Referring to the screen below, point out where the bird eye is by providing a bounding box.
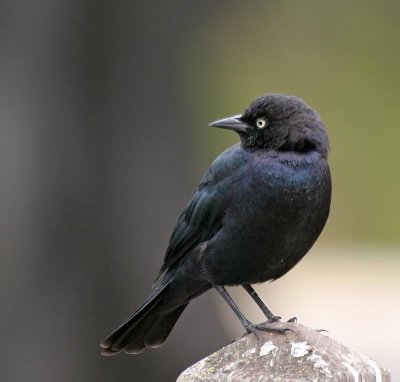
[255,118,267,129]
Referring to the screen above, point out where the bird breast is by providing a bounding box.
[203,150,331,285]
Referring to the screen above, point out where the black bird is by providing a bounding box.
[101,93,331,355]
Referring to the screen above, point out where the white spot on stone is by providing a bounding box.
[291,341,312,357]
[242,347,256,357]
[310,353,328,368]
[309,353,332,377]
[368,360,382,382]
[343,362,359,381]
[260,341,278,357]
[269,358,275,367]
[224,361,237,372]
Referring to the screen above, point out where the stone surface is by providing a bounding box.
[177,322,390,382]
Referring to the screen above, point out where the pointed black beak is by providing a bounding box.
[209,114,248,133]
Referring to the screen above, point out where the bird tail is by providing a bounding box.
[100,283,188,355]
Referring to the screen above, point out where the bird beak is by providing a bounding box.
[209,114,248,133]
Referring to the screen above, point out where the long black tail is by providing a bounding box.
[100,283,187,355]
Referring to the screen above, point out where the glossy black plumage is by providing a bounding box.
[101,94,331,355]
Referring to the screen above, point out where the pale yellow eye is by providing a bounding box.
[256,118,267,129]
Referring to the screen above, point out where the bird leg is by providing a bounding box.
[242,284,281,322]
[214,285,287,339]
[214,285,254,332]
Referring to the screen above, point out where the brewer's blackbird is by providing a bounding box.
[101,93,331,355]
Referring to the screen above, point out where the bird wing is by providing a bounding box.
[156,145,247,280]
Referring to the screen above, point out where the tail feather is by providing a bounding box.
[120,314,158,354]
[100,283,187,356]
[122,315,157,354]
[143,304,187,347]
[101,284,169,349]
[124,304,187,354]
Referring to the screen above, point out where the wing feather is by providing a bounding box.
[155,145,248,279]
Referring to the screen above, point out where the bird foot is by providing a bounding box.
[244,324,264,341]
[256,320,294,334]
[244,320,293,341]
[267,315,281,323]
[287,316,297,323]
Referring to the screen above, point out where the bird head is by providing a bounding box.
[209,94,329,158]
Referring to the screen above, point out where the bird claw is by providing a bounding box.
[256,321,293,334]
[244,320,293,339]
[268,315,282,323]
[245,325,264,341]
[287,316,297,323]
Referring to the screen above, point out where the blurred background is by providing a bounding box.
[1,1,399,381]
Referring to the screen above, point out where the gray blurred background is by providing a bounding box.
[1,1,399,381]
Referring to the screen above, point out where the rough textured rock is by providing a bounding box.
[177,322,390,382]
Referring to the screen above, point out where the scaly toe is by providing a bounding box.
[268,315,282,323]
[255,320,293,334]
[244,323,264,341]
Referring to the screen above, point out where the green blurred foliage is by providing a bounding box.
[179,0,400,244]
